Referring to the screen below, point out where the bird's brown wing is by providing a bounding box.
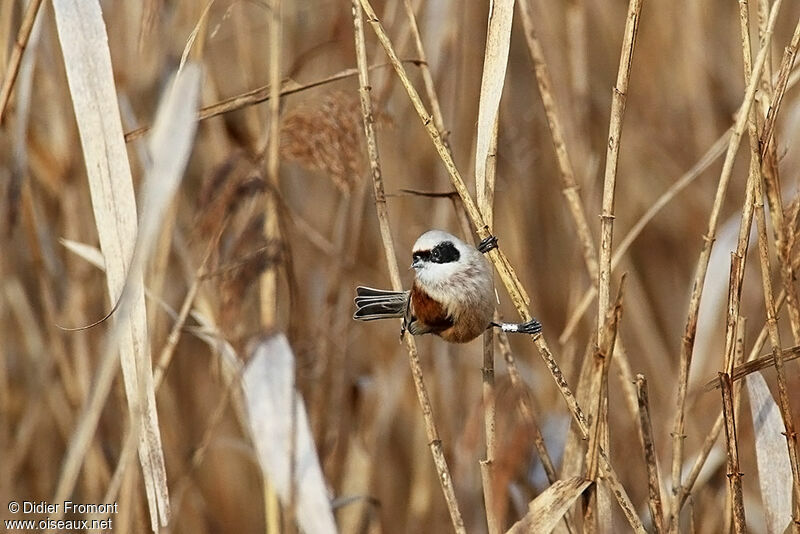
[409,284,454,334]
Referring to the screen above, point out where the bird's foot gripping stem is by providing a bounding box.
[492,318,542,335]
[477,234,498,254]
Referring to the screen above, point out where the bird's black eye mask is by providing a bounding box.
[413,241,460,264]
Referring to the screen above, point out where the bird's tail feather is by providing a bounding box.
[353,286,409,321]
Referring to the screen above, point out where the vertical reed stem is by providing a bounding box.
[352,3,466,531]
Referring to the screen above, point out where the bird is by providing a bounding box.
[353,230,542,343]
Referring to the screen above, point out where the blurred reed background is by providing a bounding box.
[2,0,800,532]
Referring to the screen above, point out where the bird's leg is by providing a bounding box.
[477,234,498,254]
[490,318,542,335]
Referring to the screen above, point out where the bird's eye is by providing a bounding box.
[431,249,440,261]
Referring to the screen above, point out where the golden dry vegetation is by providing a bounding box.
[2,0,800,533]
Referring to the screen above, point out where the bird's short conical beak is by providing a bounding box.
[411,258,423,270]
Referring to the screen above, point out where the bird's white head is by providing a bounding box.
[411,230,485,289]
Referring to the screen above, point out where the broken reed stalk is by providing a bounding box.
[517,0,598,284]
[668,3,782,526]
[759,18,800,162]
[357,1,646,530]
[720,373,746,533]
[351,4,466,533]
[583,278,625,531]
[769,18,800,525]
[559,126,729,344]
[0,0,43,124]
[519,4,660,420]
[635,374,665,534]
[586,0,643,527]
[597,0,641,340]
[756,16,800,352]
[672,289,791,518]
[737,3,800,519]
[716,0,764,444]
[753,156,800,523]
[722,0,764,374]
[560,40,800,344]
[517,4,702,498]
[512,1,648,520]
[725,318,747,532]
[518,7,634,445]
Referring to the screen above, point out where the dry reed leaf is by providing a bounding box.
[51,2,201,525]
[506,477,592,534]
[51,0,171,530]
[475,0,515,216]
[60,238,105,270]
[177,0,216,75]
[124,63,201,529]
[141,63,202,253]
[243,334,337,534]
[745,372,793,534]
